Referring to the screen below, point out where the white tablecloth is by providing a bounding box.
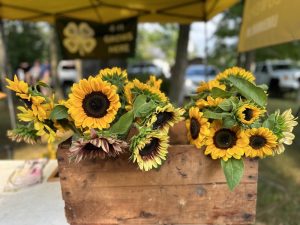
[0,160,68,225]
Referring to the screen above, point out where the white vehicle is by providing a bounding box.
[57,60,79,97]
[184,64,219,96]
[254,60,300,93]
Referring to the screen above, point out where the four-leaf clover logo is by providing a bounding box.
[63,22,97,56]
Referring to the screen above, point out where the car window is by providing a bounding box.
[272,64,292,70]
[186,67,216,77]
[261,65,268,73]
[62,65,76,70]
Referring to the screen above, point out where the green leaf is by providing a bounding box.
[218,99,233,111]
[49,105,69,120]
[133,95,156,118]
[227,76,267,107]
[211,87,232,98]
[221,158,244,191]
[133,95,147,109]
[110,110,134,135]
[223,116,237,128]
[203,110,231,120]
[36,81,50,88]
[262,114,276,129]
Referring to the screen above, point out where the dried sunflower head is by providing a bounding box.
[69,130,128,163]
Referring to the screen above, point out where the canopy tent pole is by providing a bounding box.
[0,19,16,129]
[169,23,190,106]
[49,24,63,98]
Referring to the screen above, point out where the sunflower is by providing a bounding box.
[67,76,121,129]
[124,79,168,110]
[205,121,247,161]
[146,75,162,90]
[197,80,226,93]
[131,130,169,171]
[236,103,265,125]
[186,107,210,148]
[124,82,135,110]
[6,75,30,100]
[244,128,277,158]
[7,125,39,144]
[195,96,223,110]
[97,67,128,90]
[273,109,298,154]
[147,104,185,132]
[216,67,255,83]
[69,131,128,162]
[0,92,7,99]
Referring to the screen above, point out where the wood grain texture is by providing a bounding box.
[57,137,258,225]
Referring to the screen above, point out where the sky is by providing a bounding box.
[189,14,223,57]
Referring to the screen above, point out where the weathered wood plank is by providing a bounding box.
[57,135,258,225]
[58,143,257,188]
[63,183,256,225]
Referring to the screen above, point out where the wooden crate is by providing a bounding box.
[57,124,258,225]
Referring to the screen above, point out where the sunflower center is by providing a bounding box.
[140,138,160,159]
[250,135,267,149]
[190,118,200,139]
[213,129,237,149]
[243,108,253,121]
[82,92,110,118]
[83,143,102,152]
[152,112,173,129]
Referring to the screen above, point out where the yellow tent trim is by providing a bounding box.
[0,0,238,24]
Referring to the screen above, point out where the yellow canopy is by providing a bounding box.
[239,0,300,52]
[0,0,238,24]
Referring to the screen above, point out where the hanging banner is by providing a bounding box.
[56,17,137,59]
[238,0,300,52]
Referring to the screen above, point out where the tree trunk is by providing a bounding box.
[169,24,190,106]
[244,51,255,70]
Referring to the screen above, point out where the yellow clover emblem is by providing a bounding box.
[63,22,97,56]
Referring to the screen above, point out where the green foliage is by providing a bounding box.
[49,105,68,120]
[211,87,232,99]
[4,21,49,70]
[221,158,244,191]
[133,24,178,64]
[227,75,267,107]
[203,110,230,120]
[110,110,134,136]
[132,95,157,118]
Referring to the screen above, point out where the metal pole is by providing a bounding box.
[0,19,16,129]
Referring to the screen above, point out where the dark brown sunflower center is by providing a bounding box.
[82,91,110,118]
[190,118,200,139]
[83,143,102,152]
[213,129,237,149]
[243,108,253,121]
[140,138,160,159]
[250,135,267,149]
[152,112,173,129]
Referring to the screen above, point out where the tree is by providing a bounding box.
[210,0,300,70]
[4,21,49,71]
[134,24,178,64]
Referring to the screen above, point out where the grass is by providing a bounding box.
[1,97,300,224]
[255,97,300,225]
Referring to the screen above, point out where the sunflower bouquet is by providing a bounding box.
[6,68,185,171]
[185,67,298,190]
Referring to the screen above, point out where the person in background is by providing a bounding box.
[29,60,41,85]
[39,60,51,95]
[16,62,31,82]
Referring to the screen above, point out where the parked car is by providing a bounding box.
[254,60,300,94]
[57,60,79,97]
[184,64,219,96]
